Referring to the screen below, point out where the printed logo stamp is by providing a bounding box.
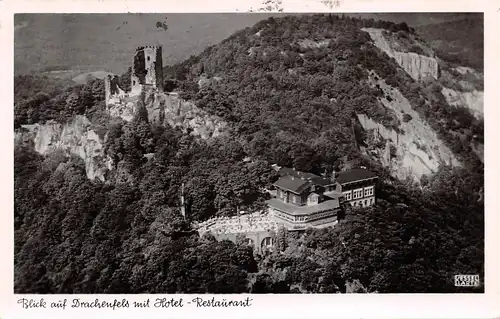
[454,274,480,287]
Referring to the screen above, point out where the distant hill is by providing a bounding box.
[14,13,480,76]
[415,17,484,70]
[347,12,479,27]
[14,13,282,75]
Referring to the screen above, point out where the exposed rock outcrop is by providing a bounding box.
[362,28,439,81]
[15,115,112,181]
[358,72,460,180]
[107,93,139,122]
[108,90,227,140]
[453,66,477,76]
[441,87,484,119]
[298,39,331,49]
[15,86,227,182]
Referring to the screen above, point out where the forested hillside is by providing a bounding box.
[165,14,482,172]
[14,14,484,293]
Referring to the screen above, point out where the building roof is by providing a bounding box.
[278,167,319,179]
[273,175,312,194]
[277,167,335,187]
[274,166,377,191]
[267,197,340,216]
[323,190,343,200]
[336,168,377,185]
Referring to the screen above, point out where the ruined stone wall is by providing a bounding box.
[155,46,164,91]
[104,74,121,103]
[131,45,164,94]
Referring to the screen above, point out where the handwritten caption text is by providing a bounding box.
[17,297,253,310]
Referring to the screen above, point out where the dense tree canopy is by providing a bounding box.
[163,14,482,172]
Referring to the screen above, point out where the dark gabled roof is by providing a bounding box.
[278,167,335,187]
[278,167,319,179]
[273,175,311,194]
[323,190,343,200]
[336,168,377,185]
[311,176,336,186]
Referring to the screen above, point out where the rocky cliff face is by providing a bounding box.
[358,72,460,180]
[108,90,227,139]
[15,115,112,181]
[107,93,139,122]
[362,28,439,81]
[15,89,227,182]
[441,86,484,119]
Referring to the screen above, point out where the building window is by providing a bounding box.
[365,186,374,197]
[147,56,150,61]
[353,188,363,199]
[246,238,254,247]
[262,237,273,247]
[344,191,352,201]
[292,196,296,204]
[365,199,368,206]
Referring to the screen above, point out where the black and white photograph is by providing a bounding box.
[13,11,485,294]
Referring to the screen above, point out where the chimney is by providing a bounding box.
[331,169,337,183]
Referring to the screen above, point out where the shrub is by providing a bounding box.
[408,44,425,55]
[402,113,412,122]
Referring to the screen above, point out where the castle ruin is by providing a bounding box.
[105,45,164,107]
[104,45,227,139]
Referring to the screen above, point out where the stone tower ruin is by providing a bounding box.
[130,45,164,95]
[104,45,164,107]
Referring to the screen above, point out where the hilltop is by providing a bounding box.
[162,14,483,179]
